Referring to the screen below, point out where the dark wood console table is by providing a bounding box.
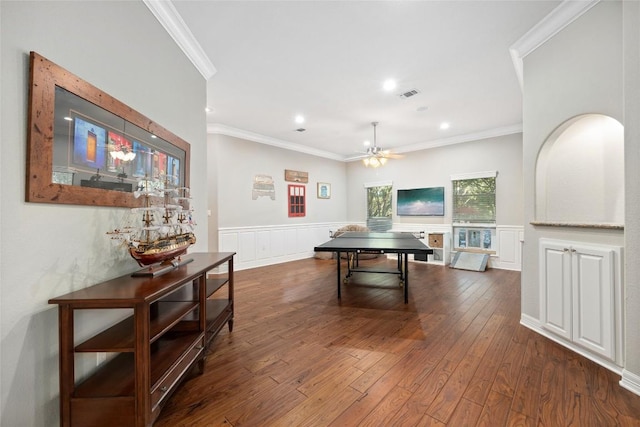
[49,252,235,427]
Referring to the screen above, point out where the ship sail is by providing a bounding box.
[107,176,196,272]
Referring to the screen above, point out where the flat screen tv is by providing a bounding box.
[397,187,445,216]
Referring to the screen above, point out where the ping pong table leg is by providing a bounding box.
[404,253,409,304]
[336,250,341,299]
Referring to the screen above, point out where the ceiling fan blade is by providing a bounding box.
[380,151,403,159]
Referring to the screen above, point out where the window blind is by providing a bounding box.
[452,177,496,224]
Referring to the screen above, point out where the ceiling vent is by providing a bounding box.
[399,89,420,99]
[295,128,306,132]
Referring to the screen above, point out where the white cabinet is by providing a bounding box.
[539,239,622,362]
[426,232,451,265]
[410,232,451,265]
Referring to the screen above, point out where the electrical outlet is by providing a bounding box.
[96,352,106,366]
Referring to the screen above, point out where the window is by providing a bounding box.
[451,171,497,224]
[365,181,392,231]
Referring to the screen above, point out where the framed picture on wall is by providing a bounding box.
[317,182,331,199]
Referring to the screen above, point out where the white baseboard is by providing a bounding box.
[520,314,623,375]
[621,370,640,397]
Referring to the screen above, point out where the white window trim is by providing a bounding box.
[453,223,497,228]
[364,180,393,188]
[450,171,497,181]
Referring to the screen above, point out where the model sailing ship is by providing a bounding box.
[107,176,196,276]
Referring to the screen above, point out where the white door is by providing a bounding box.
[540,239,572,340]
[540,239,618,362]
[571,245,615,360]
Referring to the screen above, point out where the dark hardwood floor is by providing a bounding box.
[155,256,640,426]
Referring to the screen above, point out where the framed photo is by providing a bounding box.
[317,182,331,199]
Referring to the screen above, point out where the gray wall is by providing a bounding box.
[521,1,624,319]
[0,1,207,425]
[623,0,640,384]
[212,134,348,229]
[345,133,524,227]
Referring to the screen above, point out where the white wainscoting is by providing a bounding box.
[220,222,524,272]
[219,222,348,271]
[392,224,524,271]
[494,226,524,271]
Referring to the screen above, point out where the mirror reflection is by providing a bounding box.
[53,87,186,192]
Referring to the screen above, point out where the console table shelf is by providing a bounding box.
[49,252,235,427]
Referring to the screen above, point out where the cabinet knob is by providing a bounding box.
[161,386,168,393]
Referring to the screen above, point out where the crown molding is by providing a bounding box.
[210,123,523,163]
[368,123,523,161]
[143,0,216,80]
[207,123,345,161]
[509,0,600,90]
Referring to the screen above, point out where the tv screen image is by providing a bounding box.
[397,187,445,216]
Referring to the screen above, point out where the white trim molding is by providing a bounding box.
[222,222,523,272]
[208,123,344,161]
[364,180,393,188]
[621,370,640,397]
[495,225,523,271]
[509,0,600,89]
[211,122,522,163]
[218,222,347,271]
[450,170,497,181]
[389,124,523,158]
[143,0,217,80]
[521,314,624,375]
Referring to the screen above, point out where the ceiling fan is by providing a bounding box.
[361,121,402,168]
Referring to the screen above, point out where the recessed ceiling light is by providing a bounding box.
[363,140,371,147]
[440,122,450,130]
[295,115,305,124]
[205,107,212,113]
[383,79,396,91]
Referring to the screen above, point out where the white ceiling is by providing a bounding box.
[168,1,563,160]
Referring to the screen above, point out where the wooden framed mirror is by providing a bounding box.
[26,51,190,208]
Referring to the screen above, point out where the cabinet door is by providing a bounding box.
[539,240,572,340]
[571,245,615,360]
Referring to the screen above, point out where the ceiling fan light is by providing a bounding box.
[366,156,380,168]
[361,121,392,168]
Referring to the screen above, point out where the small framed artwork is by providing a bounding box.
[317,182,331,199]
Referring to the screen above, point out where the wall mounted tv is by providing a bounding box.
[397,187,445,216]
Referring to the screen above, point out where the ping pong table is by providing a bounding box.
[314,231,433,303]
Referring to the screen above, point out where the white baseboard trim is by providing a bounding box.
[621,370,640,397]
[520,314,623,375]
